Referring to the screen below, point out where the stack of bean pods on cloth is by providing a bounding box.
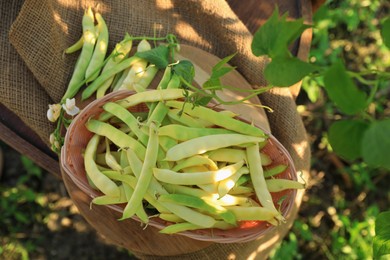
[57,8,305,242]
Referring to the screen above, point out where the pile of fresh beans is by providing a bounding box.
[65,8,305,234]
[83,88,305,234]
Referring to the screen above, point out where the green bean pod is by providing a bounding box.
[217,167,249,197]
[146,73,181,125]
[207,148,247,163]
[121,122,159,220]
[133,65,159,92]
[165,134,265,161]
[246,144,284,222]
[104,138,122,172]
[122,183,149,223]
[153,160,244,185]
[84,134,120,197]
[159,213,184,223]
[172,155,218,172]
[86,119,146,160]
[226,206,278,224]
[64,35,84,54]
[158,194,237,225]
[103,102,149,146]
[96,34,133,98]
[82,56,142,100]
[158,124,233,141]
[91,184,127,205]
[264,164,288,178]
[167,109,209,128]
[103,170,168,213]
[62,7,96,102]
[119,39,151,90]
[165,101,266,137]
[159,222,203,234]
[85,12,109,82]
[265,179,305,192]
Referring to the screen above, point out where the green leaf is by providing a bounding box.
[323,61,367,115]
[203,53,236,89]
[381,17,390,49]
[264,56,317,87]
[328,119,369,161]
[213,53,236,71]
[251,8,311,58]
[373,211,390,259]
[361,119,390,170]
[173,60,195,84]
[135,45,169,69]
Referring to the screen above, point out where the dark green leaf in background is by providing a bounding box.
[381,17,390,49]
[328,119,369,161]
[361,119,390,170]
[323,61,367,115]
[373,211,390,259]
[264,56,317,87]
[251,8,311,58]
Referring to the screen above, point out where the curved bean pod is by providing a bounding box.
[62,7,96,102]
[64,35,84,54]
[158,124,233,141]
[84,134,120,197]
[153,160,244,185]
[246,144,284,222]
[85,12,109,82]
[265,179,305,192]
[92,184,127,205]
[217,167,249,197]
[82,56,142,100]
[158,194,237,225]
[165,100,266,137]
[103,102,148,146]
[172,155,218,172]
[86,119,146,160]
[121,122,159,220]
[96,34,133,98]
[264,164,288,178]
[165,134,265,161]
[225,206,278,224]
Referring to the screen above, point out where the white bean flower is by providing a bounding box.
[47,103,62,122]
[62,98,80,116]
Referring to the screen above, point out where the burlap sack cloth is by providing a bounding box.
[1,0,310,259]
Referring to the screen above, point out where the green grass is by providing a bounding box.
[0,152,47,259]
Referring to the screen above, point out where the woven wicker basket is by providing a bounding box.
[61,90,297,243]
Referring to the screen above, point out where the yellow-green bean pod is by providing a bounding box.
[165,134,265,161]
[153,160,244,185]
[84,134,120,197]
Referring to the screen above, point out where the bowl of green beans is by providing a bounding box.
[61,89,304,243]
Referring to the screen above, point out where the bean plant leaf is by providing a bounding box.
[173,60,195,84]
[251,8,311,58]
[373,211,390,259]
[323,61,367,115]
[381,17,390,49]
[203,53,236,90]
[135,45,169,69]
[328,119,369,161]
[264,56,317,87]
[361,119,390,170]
